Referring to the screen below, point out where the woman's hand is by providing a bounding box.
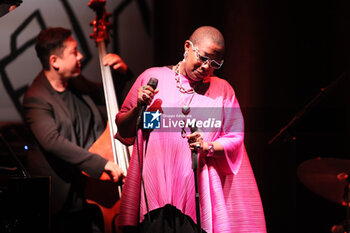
[137,84,159,108]
[186,130,206,152]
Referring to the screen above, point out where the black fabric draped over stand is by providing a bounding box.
[123,204,207,233]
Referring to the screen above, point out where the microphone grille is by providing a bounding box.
[148,77,158,89]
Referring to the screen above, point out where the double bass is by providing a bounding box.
[84,1,131,232]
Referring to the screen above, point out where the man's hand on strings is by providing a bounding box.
[104,160,125,183]
[103,53,128,74]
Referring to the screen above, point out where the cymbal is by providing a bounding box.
[297,157,350,206]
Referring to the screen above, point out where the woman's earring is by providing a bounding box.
[183,51,188,61]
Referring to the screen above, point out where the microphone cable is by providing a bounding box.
[136,114,151,222]
[135,77,158,222]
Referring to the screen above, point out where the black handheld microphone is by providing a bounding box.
[190,124,201,134]
[137,77,158,127]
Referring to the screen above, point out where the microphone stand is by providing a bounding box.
[192,144,201,233]
[268,69,350,145]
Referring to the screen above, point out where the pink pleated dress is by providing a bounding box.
[116,66,266,233]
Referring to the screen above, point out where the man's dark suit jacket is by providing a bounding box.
[22,71,109,214]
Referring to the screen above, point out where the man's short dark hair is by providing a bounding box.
[35,27,72,70]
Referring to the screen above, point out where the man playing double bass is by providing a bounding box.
[22,27,129,233]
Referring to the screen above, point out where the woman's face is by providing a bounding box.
[181,39,224,82]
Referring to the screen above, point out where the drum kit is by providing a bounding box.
[297,157,350,233]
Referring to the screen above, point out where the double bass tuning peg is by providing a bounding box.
[90,20,96,26]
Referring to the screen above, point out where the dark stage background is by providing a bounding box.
[296,1,350,233]
[153,0,348,233]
